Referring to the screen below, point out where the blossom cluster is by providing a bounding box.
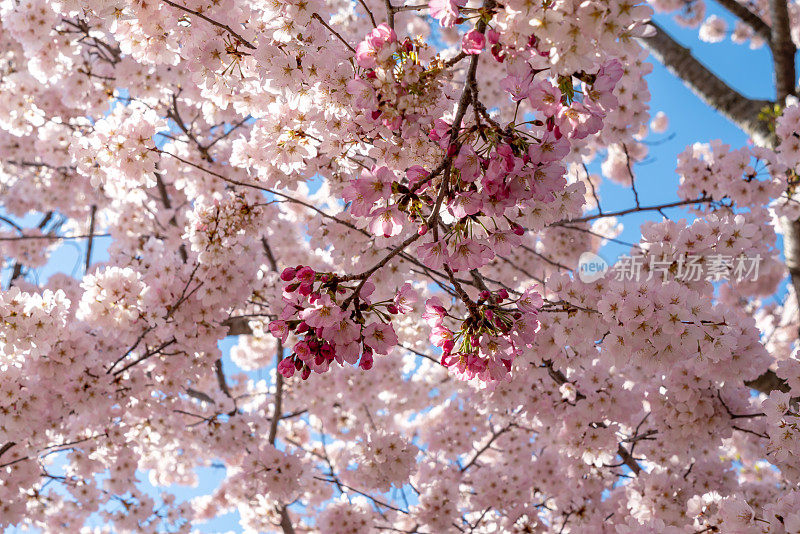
[424,287,542,382]
[269,267,416,378]
[0,287,70,362]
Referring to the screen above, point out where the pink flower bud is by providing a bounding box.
[359,352,374,370]
[280,267,297,281]
[441,353,458,367]
[442,339,455,354]
[491,44,504,63]
[285,282,300,293]
[298,283,313,296]
[461,29,485,55]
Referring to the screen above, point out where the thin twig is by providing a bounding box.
[160,0,256,48]
[84,205,96,273]
[383,0,395,29]
[312,13,356,53]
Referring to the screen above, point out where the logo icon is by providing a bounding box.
[577,252,608,283]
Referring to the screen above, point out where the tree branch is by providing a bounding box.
[214,359,237,415]
[7,211,53,288]
[84,205,96,273]
[768,0,796,102]
[714,0,771,44]
[268,341,284,445]
[160,0,256,49]
[384,0,395,29]
[616,444,642,475]
[745,369,791,395]
[765,0,800,399]
[312,13,356,53]
[637,20,773,144]
[459,424,513,472]
[0,441,16,459]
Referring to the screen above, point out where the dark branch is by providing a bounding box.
[84,205,96,273]
[768,0,796,101]
[637,20,773,144]
[713,0,771,44]
[160,0,256,49]
[745,369,791,395]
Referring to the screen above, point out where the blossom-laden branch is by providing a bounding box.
[637,21,773,144]
[713,0,771,44]
[160,0,256,49]
[768,0,796,103]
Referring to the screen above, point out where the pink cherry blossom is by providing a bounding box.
[449,238,494,271]
[417,240,448,270]
[393,283,418,314]
[429,0,465,27]
[369,205,405,237]
[362,322,398,354]
[461,30,485,55]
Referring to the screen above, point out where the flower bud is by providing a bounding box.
[280,267,297,281]
[359,351,374,370]
[298,283,313,296]
[285,282,300,293]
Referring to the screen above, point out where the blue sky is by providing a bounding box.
[596,8,774,261]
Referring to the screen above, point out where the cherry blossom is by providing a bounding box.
[1,0,799,532]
